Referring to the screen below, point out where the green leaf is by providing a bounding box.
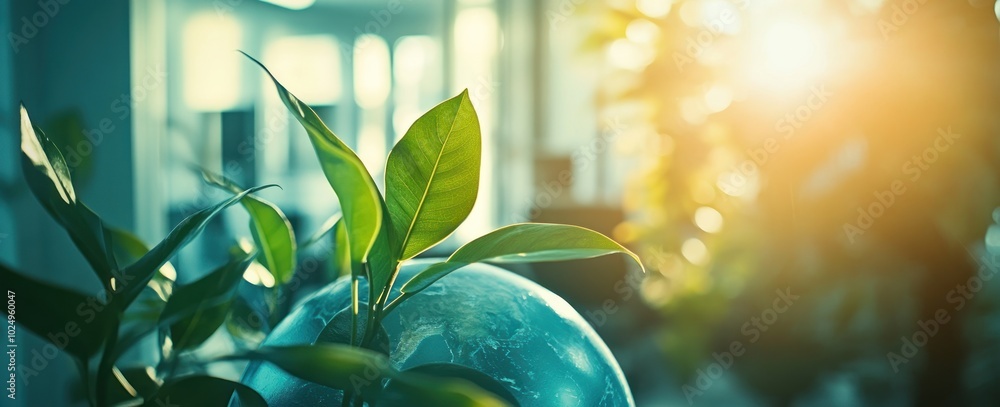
[225,295,269,346]
[106,227,175,299]
[118,184,277,307]
[243,52,384,274]
[142,376,266,407]
[333,218,353,278]
[106,366,160,406]
[0,262,113,359]
[385,90,481,261]
[159,252,256,351]
[20,105,115,284]
[317,306,389,355]
[302,213,341,248]
[382,371,512,407]
[383,364,517,407]
[400,223,644,297]
[236,344,393,394]
[233,345,511,406]
[19,104,76,215]
[204,170,297,284]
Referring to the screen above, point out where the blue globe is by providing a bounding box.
[240,259,635,406]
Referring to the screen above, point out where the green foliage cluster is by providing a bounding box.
[2,54,642,406]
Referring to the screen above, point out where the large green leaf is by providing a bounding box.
[204,170,297,284]
[159,251,256,351]
[243,52,384,276]
[381,371,511,407]
[383,364,517,407]
[141,376,266,407]
[385,90,481,261]
[235,344,509,406]
[118,184,276,307]
[20,105,114,284]
[333,218,353,278]
[399,223,644,297]
[0,262,113,359]
[237,344,392,394]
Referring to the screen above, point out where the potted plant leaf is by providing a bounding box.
[1,53,643,407]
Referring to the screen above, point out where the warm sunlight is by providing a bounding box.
[743,18,832,91]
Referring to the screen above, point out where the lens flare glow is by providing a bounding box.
[744,19,830,91]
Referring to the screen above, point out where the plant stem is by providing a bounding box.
[349,275,359,346]
[360,263,378,348]
[381,292,409,317]
[76,358,95,407]
[95,319,120,407]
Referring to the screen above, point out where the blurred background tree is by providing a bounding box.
[584,0,1000,405]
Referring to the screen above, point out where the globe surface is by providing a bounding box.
[240,259,635,406]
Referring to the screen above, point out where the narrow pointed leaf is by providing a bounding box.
[0,262,112,359]
[385,90,481,260]
[243,52,383,276]
[204,170,297,284]
[20,105,114,283]
[119,185,276,307]
[159,252,255,350]
[401,223,644,296]
[106,366,160,406]
[142,376,266,407]
[302,213,341,248]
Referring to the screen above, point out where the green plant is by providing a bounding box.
[3,53,642,407]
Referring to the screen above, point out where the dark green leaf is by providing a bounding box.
[106,366,160,406]
[382,370,512,407]
[204,170,297,284]
[400,223,644,296]
[385,364,518,407]
[142,376,266,407]
[317,306,389,355]
[159,252,256,351]
[20,105,114,284]
[225,295,269,346]
[0,262,112,359]
[236,344,392,394]
[385,90,481,261]
[106,227,175,303]
[243,52,384,277]
[118,184,276,307]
